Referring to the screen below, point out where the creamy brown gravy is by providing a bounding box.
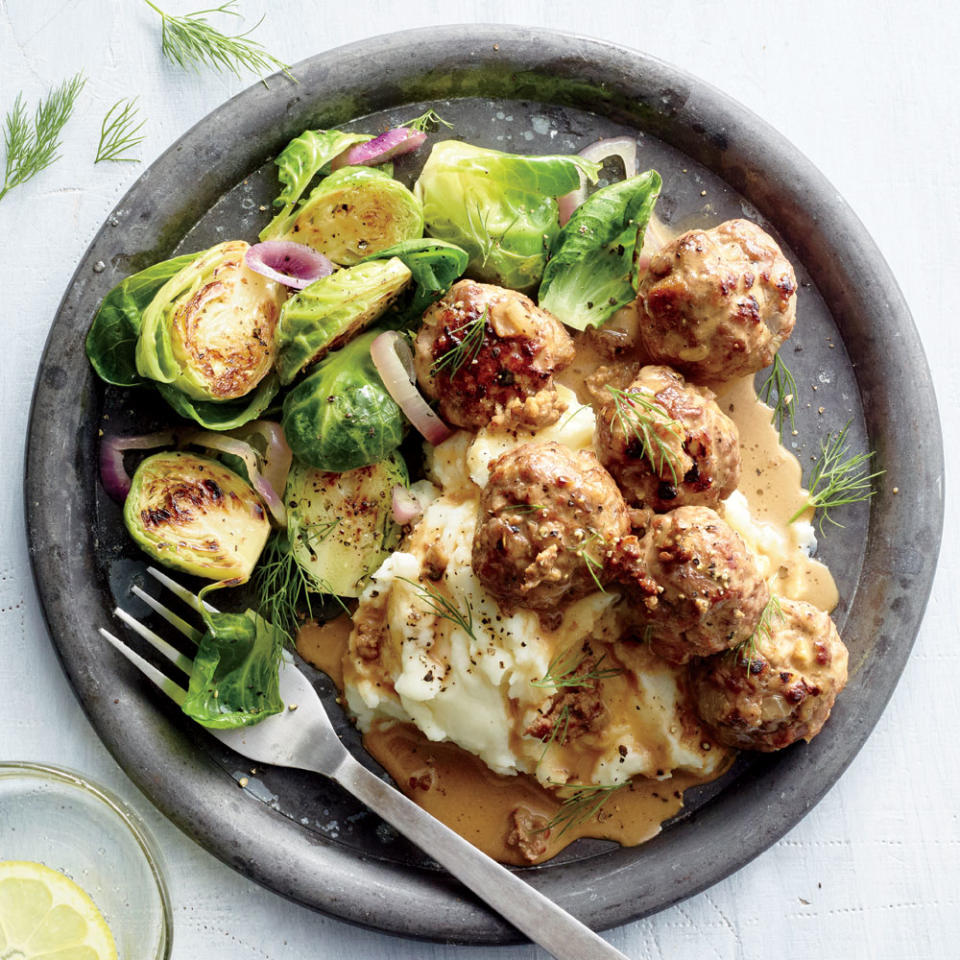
[298,619,725,864]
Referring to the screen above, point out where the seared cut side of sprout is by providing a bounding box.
[285,454,408,598]
[282,166,424,265]
[136,240,285,402]
[123,451,270,582]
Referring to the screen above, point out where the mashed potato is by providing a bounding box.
[343,385,729,787]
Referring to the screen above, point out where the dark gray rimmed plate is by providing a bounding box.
[25,25,943,944]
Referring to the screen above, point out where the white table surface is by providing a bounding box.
[2,1,957,957]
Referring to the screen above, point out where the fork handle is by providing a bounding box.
[332,755,630,960]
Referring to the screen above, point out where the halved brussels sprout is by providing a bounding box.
[123,451,270,583]
[280,166,423,265]
[285,453,407,597]
[259,129,372,240]
[276,257,412,384]
[136,240,286,402]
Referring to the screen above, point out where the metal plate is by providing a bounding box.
[25,25,943,944]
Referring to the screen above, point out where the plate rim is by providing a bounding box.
[24,23,944,943]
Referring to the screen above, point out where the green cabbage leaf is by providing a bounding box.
[414,141,600,290]
[276,258,412,385]
[361,237,469,322]
[157,374,280,431]
[182,609,284,729]
[85,252,200,387]
[539,171,662,331]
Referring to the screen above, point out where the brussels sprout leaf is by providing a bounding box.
[361,238,469,322]
[157,373,280,431]
[85,252,198,387]
[276,258,412,384]
[539,171,662,331]
[260,129,372,240]
[182,609,284,729]
[282,328,404,472]
[414,141,600,290]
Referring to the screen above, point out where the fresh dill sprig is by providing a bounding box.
[789,422,883,532]
[402,109,452,133]
[758,352,798,438]
[575,528,607,593]
[95,98,146,164]
[606,384,683,486]
[531,650,623,689]
[256,524,344,640]
[143,0,293,82]
[556,403,592,432]
[430,308,488,379]
[399,577,476,642]
[545,780,627,836]
[732,595,783,672]
[1,73,85,203]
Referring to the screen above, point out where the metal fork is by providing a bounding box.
[100,566,630,960]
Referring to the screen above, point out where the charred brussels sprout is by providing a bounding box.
[271,166,423,265]
[285,453,407,597]
[276,257,412,384]
[86,251,199,388]
[260,128,372,240]
[123,451,270,583]
[282,328,404,472]
[414,141,600,290]
[136,240,286,402]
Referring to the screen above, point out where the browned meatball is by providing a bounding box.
[472,441,629,610]
[414,280,575,431]
[690,597,848,751]
[616,505,769,664]
[595,364,741,512]
[637,219,797,382]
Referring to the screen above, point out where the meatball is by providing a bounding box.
[414,279,575,431]
[690,597,848,751]
[595,364,741,512]
[637,219,797,382]
[472,441,629,610]
[616,505,769,664]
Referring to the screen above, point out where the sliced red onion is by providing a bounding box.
[100,431,177,502]
[559,137,641,226]
[245,241,334,290]
[370,331,453,446]
[235,421,292,506]
[579,136,638,176]
[332,128,427,170]
[391,484,423,525]
[190,431,287,526]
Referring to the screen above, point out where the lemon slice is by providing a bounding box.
[0,861,117,960]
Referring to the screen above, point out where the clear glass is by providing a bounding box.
[0,761,172,959]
